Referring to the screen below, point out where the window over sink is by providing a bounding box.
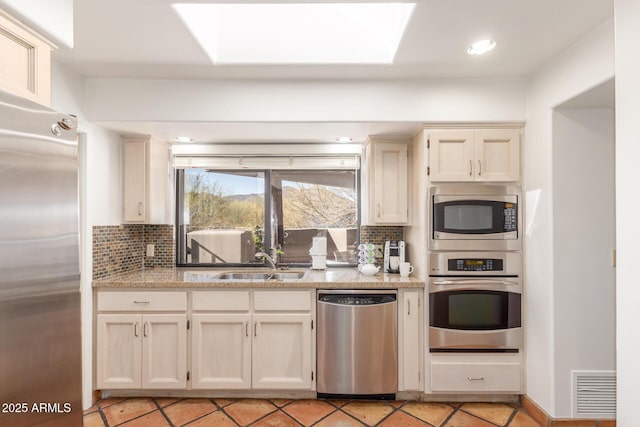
[175,156,359,268]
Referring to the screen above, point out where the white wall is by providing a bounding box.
[614,1,640,425]
[552,107,615,417]
[83,78,527,123]
[51,61,122,410]
[524,18,614,417]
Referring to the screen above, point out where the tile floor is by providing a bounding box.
[83,397,542,427]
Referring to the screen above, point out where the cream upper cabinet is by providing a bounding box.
[122,135,171,224]
[363,138,410,225]
[0,10,54,106]
[429,128,521,182]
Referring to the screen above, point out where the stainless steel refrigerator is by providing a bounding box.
[0,88,82,426]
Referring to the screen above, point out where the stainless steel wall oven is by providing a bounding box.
[428,252,522,353]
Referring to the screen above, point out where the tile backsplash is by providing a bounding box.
[93,224,174,279]
[359,225,404,264]
[93,224,401,279]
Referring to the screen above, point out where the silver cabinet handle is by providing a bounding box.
[137,202,143,216]
[143,322,148,337]
[478,160,482,176]
[467,376,485,381]
[468,160,473,176]
[133,300,150,305]
[407,300,411,315]
[245,322,249,337]
[134,322,139,337]
[254,322,258,337]
[377,203,381,218]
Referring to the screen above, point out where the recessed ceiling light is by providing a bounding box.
[337,137,353,143]
[467,39,496,56]
[172,3,416,64]
[175,136,194,143]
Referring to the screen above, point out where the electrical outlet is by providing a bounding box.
[146,244,155,257]
[374,244,383,258]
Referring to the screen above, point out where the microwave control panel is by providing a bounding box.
[448,258,504,272]
[503,203,517,232]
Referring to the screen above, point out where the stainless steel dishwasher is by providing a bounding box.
[317,290,398,399]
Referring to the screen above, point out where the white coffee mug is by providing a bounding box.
[399,262,414,277]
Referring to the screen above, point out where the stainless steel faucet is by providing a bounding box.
[255,251,277,270]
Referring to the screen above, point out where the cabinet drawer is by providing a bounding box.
[253,291,312,311]
[430,360,521,393]
[98,292,187,312]
[192,291,250,311]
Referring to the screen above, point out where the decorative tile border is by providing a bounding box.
[93,225,175,279]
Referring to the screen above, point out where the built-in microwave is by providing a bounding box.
[429,184,522,251]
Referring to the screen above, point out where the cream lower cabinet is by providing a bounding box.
[191,290,314,391]
[191,313,252,389]
[398,289,423,391]
[252,313,312,389]
[96,291,188,390]
[97,313,187,389]
[430,353,522,393]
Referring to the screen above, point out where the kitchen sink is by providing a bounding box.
[213,271,306,281]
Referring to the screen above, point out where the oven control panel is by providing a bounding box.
[448,258,504,272]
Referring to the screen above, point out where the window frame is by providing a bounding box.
[175,167,360,268]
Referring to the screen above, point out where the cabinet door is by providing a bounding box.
[122,140,147,222]
[141,314,187,389]
[399,290,422,391]
[372,142,408,224]
[474,130,520,182]
[0,12,52,106]
[191,313,251,389]
[429,131,475,182]
[96,314,141,389]
[252,314,312,390]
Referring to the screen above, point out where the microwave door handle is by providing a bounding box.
[432,279,519,286]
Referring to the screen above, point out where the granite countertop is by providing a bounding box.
[93,267,425,289]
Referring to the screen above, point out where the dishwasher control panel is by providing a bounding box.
[319,294,396,305]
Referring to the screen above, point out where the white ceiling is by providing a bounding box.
[55,0,614,143]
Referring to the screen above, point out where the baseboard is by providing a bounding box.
[521,395,616,427]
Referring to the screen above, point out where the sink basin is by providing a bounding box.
[213,271,306,281]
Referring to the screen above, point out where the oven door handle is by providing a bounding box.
[432,279,519,286]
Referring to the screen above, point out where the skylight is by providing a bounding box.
[172,3,416,64]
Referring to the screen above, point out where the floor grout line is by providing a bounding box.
[86,398,546,427]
